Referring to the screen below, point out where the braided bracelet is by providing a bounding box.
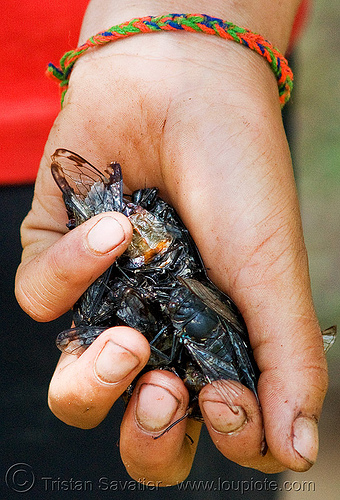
[47,13,293,108]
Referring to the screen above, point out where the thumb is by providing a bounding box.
[15,212,132,321]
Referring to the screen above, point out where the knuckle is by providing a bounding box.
[15,243,87,322]
[15,271,56,322]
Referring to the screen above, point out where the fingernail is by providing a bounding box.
[202,401,247,434]
[95,341,139,383]
[293,416,319,465]
[136,384,179,432]
[87,216,125,254]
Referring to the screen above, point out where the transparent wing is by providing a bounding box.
[51,149,123,218]
[184,340,250,408]
[51,149,109,199]
[56,326,107,355]
[322,325,337,353]
[74,267,114,324]
[178,276,245,335]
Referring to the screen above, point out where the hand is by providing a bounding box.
[16,0,328,485]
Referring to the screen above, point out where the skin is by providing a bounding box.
[15,0,328,486]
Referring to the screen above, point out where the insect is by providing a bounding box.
[51,149,337,431]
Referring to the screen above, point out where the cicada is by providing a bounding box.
[51,149,337,430]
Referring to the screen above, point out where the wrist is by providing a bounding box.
[60,12,293,112]
[80,0,301,52]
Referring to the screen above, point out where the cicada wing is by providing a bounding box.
[184,340,246,408]
[227,328,259,399]
[56,326,107,355]
[51,149,108,199]
[51,149,124,219]
[178,277,259,398]
[322,325,337,353]
[178,277,245,335]
[76,267,113,323]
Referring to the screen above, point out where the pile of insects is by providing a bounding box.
[51,149,336,428]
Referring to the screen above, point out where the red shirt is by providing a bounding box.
[1,1,88,185]
[0,1,309,185]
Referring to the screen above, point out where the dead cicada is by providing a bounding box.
[51,149,336,428]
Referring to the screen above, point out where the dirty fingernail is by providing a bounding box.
[293,416,319,465]
[87,216,125,254]
[136,384,179,432]
[202,401,247,434]
[95,341,139,383]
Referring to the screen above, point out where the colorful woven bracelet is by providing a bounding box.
[47,13,293,108]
